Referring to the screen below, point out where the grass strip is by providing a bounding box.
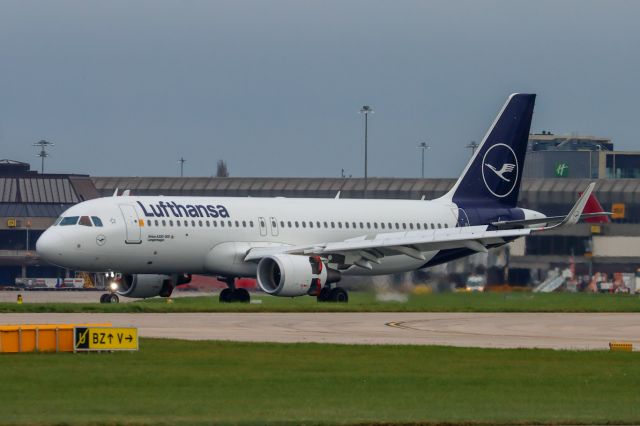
[1,291,640,313]
[0,339,639,425]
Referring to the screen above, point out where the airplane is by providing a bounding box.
[36,93,607,304]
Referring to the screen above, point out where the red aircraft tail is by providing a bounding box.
[580,191,610,223]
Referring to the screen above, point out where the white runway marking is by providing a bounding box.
[1,312,639,350]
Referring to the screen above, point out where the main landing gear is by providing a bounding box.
[218,277,250,303]
[317,285,349,303]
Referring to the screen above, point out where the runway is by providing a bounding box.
[1,312,639,350]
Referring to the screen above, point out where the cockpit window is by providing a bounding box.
[91,216,103,227]
[59,216,79,226]
[79,216,93,227]
[53,217,63,226]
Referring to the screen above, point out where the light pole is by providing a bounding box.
[359,105,373,198]
[33,140,54,174]
[417,142,431,178]
[178,157,186,177]
[466,141,479,156]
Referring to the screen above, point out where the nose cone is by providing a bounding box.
[36,229,64,265]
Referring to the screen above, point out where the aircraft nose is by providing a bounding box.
[36,229,64,264]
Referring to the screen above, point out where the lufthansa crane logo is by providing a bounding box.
[481,143,519,198]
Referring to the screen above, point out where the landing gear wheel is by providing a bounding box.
[233,288,251,303]
[317,287,331,302]
[219,288,234,303]
[99,294,108,304]
[329,287,348,303]
[108,294,119,303]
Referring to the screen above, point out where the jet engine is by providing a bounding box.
[116,273,191,298]
[257,254,341,297]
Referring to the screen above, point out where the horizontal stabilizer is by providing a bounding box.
[492,212,612,229]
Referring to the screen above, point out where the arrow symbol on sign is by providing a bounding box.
[126,335,133,342]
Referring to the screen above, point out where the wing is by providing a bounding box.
[244,225,531,269]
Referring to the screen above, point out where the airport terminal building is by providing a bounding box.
[1,134,639,289]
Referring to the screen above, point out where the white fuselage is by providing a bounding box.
[36,195,460,276]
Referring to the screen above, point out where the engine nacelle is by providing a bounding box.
[257,254,340,297]
[117,274,174,298]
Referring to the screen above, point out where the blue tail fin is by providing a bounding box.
[444,93,536,208]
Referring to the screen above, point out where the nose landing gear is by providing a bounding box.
[99,293,119,304]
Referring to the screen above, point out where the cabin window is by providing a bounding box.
[324,221,328,228]
[437,223,442,229]
[409,223,414,230]
[220,221,225,227]
[295,221,299,228]
[213,221,217,227]
[302,221,306,228]
[444,223,449,228]
[381,223,385,229]
[228,220,233,227]
[170,220,174,226]
[309,221,314,228]
[331,222,335,229]
[60,216,79,226]
[345,222,349,229]
[243,221,247,228]
[287,221,292,228]
[317,221,321,228]
[366,222,371,229]
[249,221,254,227]
[176,221,181,227]
[388,222,393,229]
[91,217,104,227]
[162,220,167,226]
[235,220,239,227]
[280,221,285,228]
[416,223,421,230]
[373,222,378,229]
[402,223,407,230]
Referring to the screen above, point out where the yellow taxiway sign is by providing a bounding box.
[74,326,138,351]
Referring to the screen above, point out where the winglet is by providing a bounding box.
[112,188,119,197]
[537,183,596,231]
[335,191,341,199]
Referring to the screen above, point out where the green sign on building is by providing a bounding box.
[555,162,569,177]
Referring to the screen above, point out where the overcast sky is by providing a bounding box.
[1,1,638,178]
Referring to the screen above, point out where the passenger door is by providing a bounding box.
[119,204,142,244]
[456,208,471,227]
